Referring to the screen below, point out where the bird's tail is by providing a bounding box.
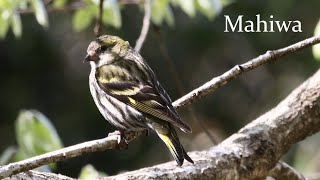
[157,128,194,166]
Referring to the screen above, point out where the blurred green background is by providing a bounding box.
[0,0,320,178]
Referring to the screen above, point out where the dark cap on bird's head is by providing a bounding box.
[84,35,130,62]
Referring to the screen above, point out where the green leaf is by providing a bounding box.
[78,164,107,180]
[0,11,10,38]
[11,12,22,38]
[312,19,320,61]
[12,149,27,162]
[164,6,174,27]
[72,7,95,31]
[0,146,18,165]
[0,0,18,9]
[196,0,222,20]
[173,0,196,17]
[30,0,49,27]
[102,0,122,28]
[79,164,100,180]
[18,0,29,9]
[151,0,169,25]
[53,0,68,8]
[15,110,63,158]
[220,0,234,6]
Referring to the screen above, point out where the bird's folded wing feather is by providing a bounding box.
[97,79,192,133]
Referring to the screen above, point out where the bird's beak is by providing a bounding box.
[83,54,91,63]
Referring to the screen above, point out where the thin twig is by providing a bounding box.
[0,36,320,179]
[134,0,151,53]
[153,25,219,144]
[94,0,105,37]
[173,35,320,109]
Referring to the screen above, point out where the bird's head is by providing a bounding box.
[84,35,130,66]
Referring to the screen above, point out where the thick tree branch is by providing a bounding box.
[267,161,306,180]
[1,36,320,179]
[2,170,75,180]
[134,0,151,53]
[104,69,320,179]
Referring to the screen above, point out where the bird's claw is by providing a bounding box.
[108,130,128,150]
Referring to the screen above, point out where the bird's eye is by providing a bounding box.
[100,45,108,51]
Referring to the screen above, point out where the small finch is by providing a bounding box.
[84,35,194,166]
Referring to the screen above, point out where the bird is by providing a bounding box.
[84,35,194,166]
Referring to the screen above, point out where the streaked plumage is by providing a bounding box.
[85,35,194,166]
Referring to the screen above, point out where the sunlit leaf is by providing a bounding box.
[12,149,27,162]
[78,164,107,180]
[221,0,234,6]
[102,0,122,28]
[30,0,49,27]
[151,0,169,25]
[312,19,320,61]
[164,6,174,27]
[0,146,18,165]
[0,12,10,38]
[173,0,196,17]
[18,0,28,9]
[15,110,63,158]
[11,12,22,38]
[79,164,100,180]
[196,0,222,20]
[72,7,95,31]
[53,0,68,8]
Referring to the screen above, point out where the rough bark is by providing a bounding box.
[104,69,320,179]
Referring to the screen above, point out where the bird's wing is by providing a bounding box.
[96,69,191,133]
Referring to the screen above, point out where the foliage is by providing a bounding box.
[0,110,102,178]
[0,0,232,38]
[0,110,63,170]
[0,0,48,38]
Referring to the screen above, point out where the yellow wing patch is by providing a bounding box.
[128,97,136,104]
[98,76,120,83]
[111,86,141,96]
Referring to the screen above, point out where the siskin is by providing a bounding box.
[84,35,194,166]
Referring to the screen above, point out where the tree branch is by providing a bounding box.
[0,131,143,179]
[134,0,151,53]
[94,0,104,37]
[2,170,75,180]
[173,35,320,109]
[267,161,307,180]
[1,36,320,179]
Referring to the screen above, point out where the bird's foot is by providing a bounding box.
[108,130,128,150]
